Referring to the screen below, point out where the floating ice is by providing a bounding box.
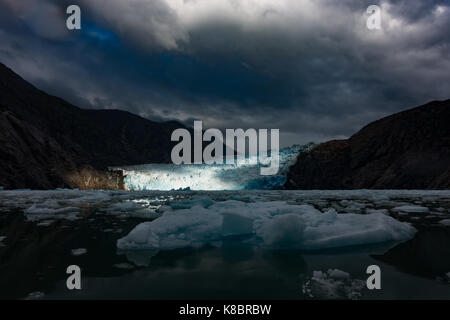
[117,199,417,251]
[1,189,449,227]
[439,219,450,226]
[37,220,55,227]
[327,269,350,280]
[24,291,45,300]
[111,145,308,191]
[393,205,429,213]
[71,248,87,256]
[366,208,389,215]
[24,204,80,222]
[101,200,162,219]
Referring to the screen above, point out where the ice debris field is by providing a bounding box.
[2,189,450,254]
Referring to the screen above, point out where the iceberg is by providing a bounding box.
[117,199,417,251]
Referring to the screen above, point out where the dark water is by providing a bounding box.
[1,189,450,300]
[1,210,450,300]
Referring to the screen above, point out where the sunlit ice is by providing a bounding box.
[111,145,307,191]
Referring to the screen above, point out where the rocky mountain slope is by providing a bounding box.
[0,62,184,189]
[285,99,450,189]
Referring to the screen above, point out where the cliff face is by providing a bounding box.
[0,63,184,190]
[285,99,450,189]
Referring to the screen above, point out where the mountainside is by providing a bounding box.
[285,99,450,189]
[0,63,185,189]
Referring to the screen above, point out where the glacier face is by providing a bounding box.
[112,145,310,191]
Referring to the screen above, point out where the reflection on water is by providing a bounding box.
[373,227,450,278]
[1,211,450,300]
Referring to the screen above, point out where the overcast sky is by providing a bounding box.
[0,0,449,146]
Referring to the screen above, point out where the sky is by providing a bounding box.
[0,0,449,147]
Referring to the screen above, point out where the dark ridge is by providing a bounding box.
[285,99,450,189]
[0,62,186,190]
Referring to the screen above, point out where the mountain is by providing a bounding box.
[0,62,185,190]
[285,99,450,189]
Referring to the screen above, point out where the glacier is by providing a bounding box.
[111,145,309,191]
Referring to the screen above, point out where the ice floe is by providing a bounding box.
[1,189,450,226]
[393,205,430,214]
[117,199,417,251]
[71,248,87,256]
[24,291,45,300]
[25,205,81,221]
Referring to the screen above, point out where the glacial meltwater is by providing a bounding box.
[1,189,450,299]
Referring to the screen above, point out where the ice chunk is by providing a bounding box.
[24,205,80,221]
[113,263,135,269]
[71,248,87,256]
[256,214,305,247]
[366,209,389,215]
[299,211,416,250]
[118,200,416,252]
[118,250,159,267]
[327,269,350,280]
[118,205,223,250]
[169,197,215,209]
[393,205,429,213]
[221,212,254,236]
[37,220,55,227]
[24,291,45,300]
[439,219,450,226]
[101,200,161,219]
[117,222,160,250]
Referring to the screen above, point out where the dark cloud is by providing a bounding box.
[0,0,449,147]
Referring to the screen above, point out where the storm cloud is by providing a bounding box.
[0,0,449,146]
